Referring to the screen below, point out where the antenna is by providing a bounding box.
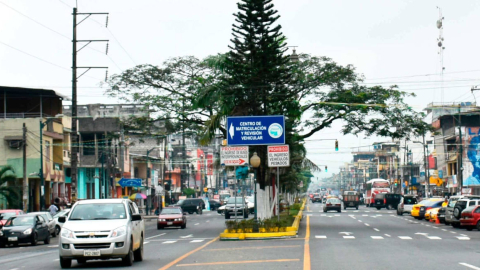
[436,7,445,104]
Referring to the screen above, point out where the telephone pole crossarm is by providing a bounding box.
[76,40,109,53]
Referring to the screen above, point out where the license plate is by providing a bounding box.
[377,202,381,204]
[8,237,18,242]
[84,250,101,256]
[167,222,173,225]
[349,203,354,206]
[439,215,445,218]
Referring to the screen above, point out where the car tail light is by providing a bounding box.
[356,197,359,201]
[384,199,386,204]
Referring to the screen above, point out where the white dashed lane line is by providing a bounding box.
[459,262,480,270]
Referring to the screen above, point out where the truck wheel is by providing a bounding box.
[60,257,72,268]
[356,206,359,210]
[134,236,144,262]
[122,241,134,266]
[376,207,381,210]
[225,213,230,219]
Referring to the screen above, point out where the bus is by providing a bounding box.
[364,179,390,207]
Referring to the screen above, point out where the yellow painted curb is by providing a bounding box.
[220,208,304,240]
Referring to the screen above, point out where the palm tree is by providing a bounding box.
[0,165,20,209]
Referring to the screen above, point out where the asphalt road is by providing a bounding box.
[2,202,480,270]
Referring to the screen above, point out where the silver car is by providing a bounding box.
[30,211,56,237]
[57,199,145,268]
[445,195,480,226]
[54,209,70,236]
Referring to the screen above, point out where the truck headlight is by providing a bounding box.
[23,228,32,235]
[111,226,127,238]
[61,228,74,239]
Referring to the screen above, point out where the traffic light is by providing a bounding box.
[325,166,328,172]
[203,187,208,193]
[335,140,338,151]
[394,180,398,187]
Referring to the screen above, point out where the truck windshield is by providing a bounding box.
[69,203,127,220]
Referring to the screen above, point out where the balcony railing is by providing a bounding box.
[0,113,51,119]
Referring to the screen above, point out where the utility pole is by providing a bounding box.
[182,99,186,193]
[22,123,28,213]
[457,107,463,192]
[71,7,109,203]
[423,134,430,198]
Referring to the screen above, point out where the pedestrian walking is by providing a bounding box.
[48,203,59,216]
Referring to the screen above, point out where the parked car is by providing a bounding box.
[343,191,360,210]
[245,196,255,214]
[374,193,401,210]
[437,207,447,223]
[323,198,342,213]
[0,213,50,247]
[224,197,248,219]
[176,198,204,214]
[217,205,226,215]
[411,198,442,219]
[397,195,417,216]
[445,195,480,226]
[57,199,145,268]
[157,207,186,229]
[0,209,24,228]
[209,200,222,211]
[416,199,443,220]
[54,209,71,236]
[30,211,56,237]
[460,205,480,231]
[425,206,442,221]
[451,197,480,228]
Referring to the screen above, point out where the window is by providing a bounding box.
[475,207,480,213]
[38,216,46,223]
[469,201,476,207]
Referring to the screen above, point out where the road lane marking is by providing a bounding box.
[399,236,412,240]
[457,237,470,240]
[343,236,355,239]
[362,215,368,216]
[365,223,370,226]
[158,236,219,270]
[427,236,441,240]
[203,245,301,252]
[320,214,326,216]
[315,235,327,239]
[442,229,447,231]
[371,236,383,239]
[163,241,177,244]
[384,234,391,237]
[180,234,193,238]
[461,234,468,237]
[358,220,362,222]
[459,263,480,270]
[146,233,166,240]
[450,231,457,234]
[334,214,340,216]
[373,228,380,232]
[304,215,311,270]
[190,240,204,243]
[195,223,200,225]
[176,259,300,267]
[144,241,150,245]
[48,245,58,248]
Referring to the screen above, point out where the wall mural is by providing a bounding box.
[463,127,480,186]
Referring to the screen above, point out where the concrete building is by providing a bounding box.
[0,86,66,211]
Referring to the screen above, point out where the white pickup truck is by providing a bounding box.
[57,199,145,268]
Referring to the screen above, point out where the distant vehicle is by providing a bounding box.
[397,195,417,215]
[30,211,56,237]
[373,193,401,210]
[445,195,480,227]
[323,198,341,213]
[437,207,447,223]
[0,209,24,228]
[157,207,186,229]
[312,193,322,203]
[57,199,145,268]
[343,191,360,210]
[209,200,222,211]
[365,179,390,207]
[217,205,226,215]
[224,197,248,219]
[0,214,50,247]
[411,199,443,220]
[54,209,71,236]
[460,205,480,231]
[451,197,480,228]
[219,192,231,205]
[245,196,255,214]
[175,198,204,214]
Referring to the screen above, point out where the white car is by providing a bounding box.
[57,199,145,268]
[54,209,70,236]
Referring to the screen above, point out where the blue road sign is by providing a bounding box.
[118,178,142,187]
[227,115,285,145]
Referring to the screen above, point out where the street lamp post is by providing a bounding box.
[250,152,261,232]
[413,137,432,198]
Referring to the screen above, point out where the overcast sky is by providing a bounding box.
[1,0,480,177]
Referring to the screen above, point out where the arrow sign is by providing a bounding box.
[339,232,353,236]
[220,146,249,167]
[118,178,142,187]
[227,115,285,145]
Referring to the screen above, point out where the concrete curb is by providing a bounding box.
[219,198,306,241]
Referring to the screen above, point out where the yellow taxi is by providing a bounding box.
[425,208,440,221]
[411,198,443,220]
